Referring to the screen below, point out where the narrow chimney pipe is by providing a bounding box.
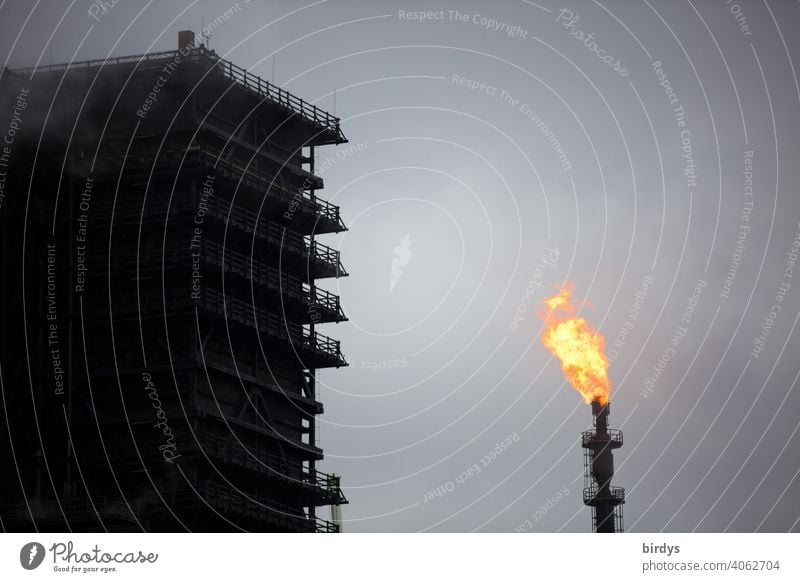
[178,30,195,51]
[592,399,609,435]
[584,398,623,532]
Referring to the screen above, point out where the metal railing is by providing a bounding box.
[0,494,135,525]
[91,172,344,237]
[89,284,345,364]
[201,287,344,364]
[202,240,344,320]
[200,118,319,184]
[99,267,342,324]
[199,106,299,160]
[582,485,625,506]
[202,47,344,141]
[201,481,339,532]
[581,429,623,447]
[12,48,187,75]
[13,46,343,141]
[199,433,347,505]
[204,195,347,277]
[195,143,346,228]
[90,215,346,280]
[0,487,340,532]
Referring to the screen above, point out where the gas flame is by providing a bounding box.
[539,283,611,405]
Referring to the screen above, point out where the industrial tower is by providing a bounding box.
[0,33,348,531]
[582,400,625,533]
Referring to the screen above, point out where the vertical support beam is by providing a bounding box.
[0,144,7,509]
[66,161,74,494]
[307,144,317,522]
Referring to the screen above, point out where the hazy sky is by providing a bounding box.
[2,0,800,532]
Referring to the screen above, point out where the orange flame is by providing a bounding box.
[539,284,611,405]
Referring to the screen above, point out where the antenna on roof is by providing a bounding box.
[200,18,212,48]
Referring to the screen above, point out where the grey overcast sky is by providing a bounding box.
[2,0,800,532]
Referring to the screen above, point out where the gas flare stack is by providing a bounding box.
[582,399,624,533]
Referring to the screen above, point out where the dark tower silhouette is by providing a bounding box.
[582,400,624,533]
[0,34,348,531]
